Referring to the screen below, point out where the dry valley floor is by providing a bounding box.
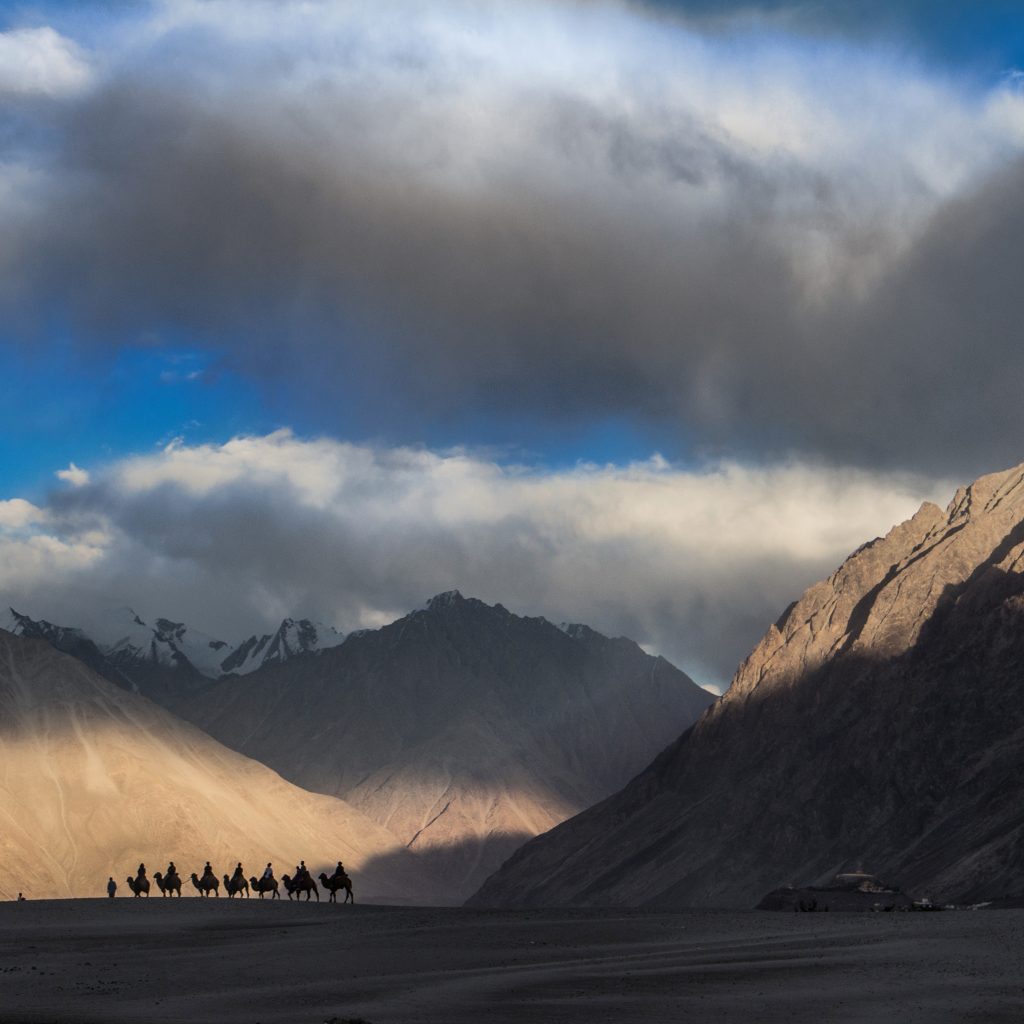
[0,900,1020,1023]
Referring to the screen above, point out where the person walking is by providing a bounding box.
[107,877,117,898]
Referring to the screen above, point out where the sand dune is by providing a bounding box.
[0,630,436,902]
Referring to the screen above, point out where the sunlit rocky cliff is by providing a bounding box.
[471,463,1024,908]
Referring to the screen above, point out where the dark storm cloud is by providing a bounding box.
[2,1,1024,473]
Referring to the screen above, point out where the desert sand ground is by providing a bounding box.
[0,899,1020,1023]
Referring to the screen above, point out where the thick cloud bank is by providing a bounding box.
[0,433,949,684]
[1,2,1024,471]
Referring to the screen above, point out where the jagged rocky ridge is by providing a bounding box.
[0,630,441,902]
[470,463,1024,909]
[172,591,712,901]
[0,607,344,700]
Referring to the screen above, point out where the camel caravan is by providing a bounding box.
[121,860,354,903]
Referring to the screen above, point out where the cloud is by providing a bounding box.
[0,27,92,98]
[56,462,90,487]
[1,432,951,683]
[0,498,47,529]
[2,2,1023,475]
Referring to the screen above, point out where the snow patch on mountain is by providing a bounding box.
[220,618,346,675]
[1,605,346,681]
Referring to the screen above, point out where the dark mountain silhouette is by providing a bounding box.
[172,591,712,900]
[470,463,1024,909]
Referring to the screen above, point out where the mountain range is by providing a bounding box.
[0,592,711,902]
[470,462,1024,909]
[168,591,713,899]
[0,606,345,701]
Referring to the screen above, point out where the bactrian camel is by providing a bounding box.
[153,871,181,897]
[249,875,280,899]
[190,872,220,897]
[223,874,250,898]
[318,872,354,904]
[126,874,150,897]
[282,873,319,902]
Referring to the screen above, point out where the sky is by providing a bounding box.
[1,0,1022,686]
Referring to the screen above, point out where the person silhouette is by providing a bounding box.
[136,863,147,880]
[298,860,309,883]
[107,877,117,898]
[231,862,244,881]
[262,862,273,880]
[16,893,25,901]
[332,861,346,879]
[202,861,215,880]
[166,861,177,880]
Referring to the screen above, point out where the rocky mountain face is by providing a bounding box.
[470,463,1024,910]
[219,617,345,675]
[0,629,439,902]
[0,607,345,699]
[173,591,713,901]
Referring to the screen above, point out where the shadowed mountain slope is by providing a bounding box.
[173,592,712,900]
[0,630,438,902]
[470,463,1024,909]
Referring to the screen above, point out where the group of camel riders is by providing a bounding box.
[113,859,353,901]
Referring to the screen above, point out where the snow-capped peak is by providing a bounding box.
[218,617,346,676]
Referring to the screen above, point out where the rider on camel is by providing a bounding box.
[201,861,216,881]
[136,862,147,880]
[262,862,274,880]
[231,862,245,882]
[166,861,178,881]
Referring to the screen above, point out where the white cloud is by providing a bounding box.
[56,463,90,487]
[0,27,92,98]
[0,433,953,684]
[0,499,47,529]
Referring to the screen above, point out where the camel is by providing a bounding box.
[249,875,280,900]
[153,871,182,897]
[126,874,150,897]
[191,872,220,897]
[223,874,250,898]
[282,873,319,902]
[318,872,354,904]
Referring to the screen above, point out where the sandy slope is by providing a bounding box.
[0,900,1020,1023]
[0,630,435,902]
